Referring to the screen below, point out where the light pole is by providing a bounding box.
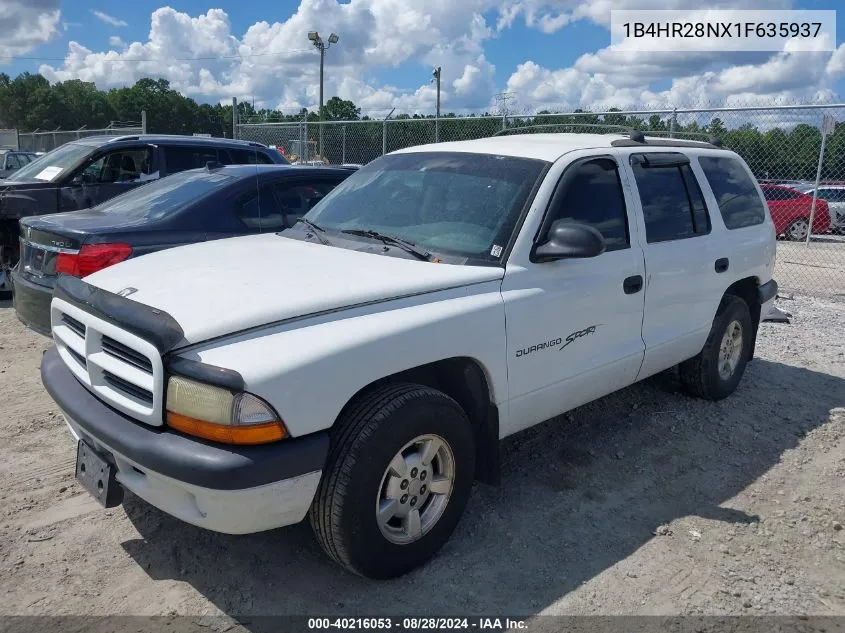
[307,30,339,161]
[431,66,441,143]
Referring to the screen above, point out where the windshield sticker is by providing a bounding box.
[34,165,64,181]
[490,245,503,257]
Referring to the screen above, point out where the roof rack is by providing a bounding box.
[493,123,642,138]
[493,123,723,149]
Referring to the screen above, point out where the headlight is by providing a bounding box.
[165,376,287,445]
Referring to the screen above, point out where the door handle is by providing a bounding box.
[715,258,730,273]
[623,275,643,294]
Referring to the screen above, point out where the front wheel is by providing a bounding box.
[679,295,752,401]
[310,383,475,579]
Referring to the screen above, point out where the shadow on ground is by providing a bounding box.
[121,359,844,619]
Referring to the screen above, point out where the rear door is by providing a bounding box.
[623,151,723,380]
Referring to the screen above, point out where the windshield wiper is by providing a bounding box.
[340,229,432,261]
[294,217,331,245]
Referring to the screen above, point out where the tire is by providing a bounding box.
[679,295,753,401]
[309,382,475,579]
[784,217,809,241]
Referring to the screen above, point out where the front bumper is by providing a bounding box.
[41,346,329,534]
[11,269,53,337]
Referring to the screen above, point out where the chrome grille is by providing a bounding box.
[50,297,165,426]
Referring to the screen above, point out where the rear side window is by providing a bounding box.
[699,156,766,230]
[229,149,275,165]
[165,146,220,173]
[237,185,284,230]
[547,158,629,251]
[630,154,711,243]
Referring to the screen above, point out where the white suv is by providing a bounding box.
[41,132,777,579]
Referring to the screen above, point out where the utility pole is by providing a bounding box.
[308,31,339,160]
[432,66,441,143]
[494,92,516,131]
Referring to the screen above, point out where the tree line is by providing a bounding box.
[1,72,843,180]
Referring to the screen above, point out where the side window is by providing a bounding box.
[165,146,219,173]
[274,180,339,220]
[547,158,630,251]
[630,154,711,243]
[818,188,844,202]
[237,185,284,231]
[764,187,799,201]
[78,148,153,184]
[228,149,275,165]
[6,154,21,170]
[698,156,766,229]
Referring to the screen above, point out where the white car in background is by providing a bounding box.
[795,184,845,233]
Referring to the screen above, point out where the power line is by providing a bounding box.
[494,91,516,117]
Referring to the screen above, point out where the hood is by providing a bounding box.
[84,233,504,345]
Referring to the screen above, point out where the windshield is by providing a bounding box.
[8,142,93,182]
[95,168,235,220]
[304,151,548,262]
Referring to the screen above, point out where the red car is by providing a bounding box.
[759,183,831,240]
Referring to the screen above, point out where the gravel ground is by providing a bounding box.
[0,293,843,618]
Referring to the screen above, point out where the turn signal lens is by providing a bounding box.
[165,376,287,445]
[55,243,133,277]
[166,411,286,445]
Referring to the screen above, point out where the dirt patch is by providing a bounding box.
[0,295,843,617]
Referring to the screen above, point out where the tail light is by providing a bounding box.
[55,243,133,277]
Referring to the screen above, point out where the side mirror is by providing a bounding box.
[70,173,85,187]
[533,220,606,262]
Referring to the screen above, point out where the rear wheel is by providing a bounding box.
[679,295,752,401]
[310,383,475,579]
[784,218,809,241]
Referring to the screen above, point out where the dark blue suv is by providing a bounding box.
[0,134,287,295]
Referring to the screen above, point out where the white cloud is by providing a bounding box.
[0,0,61,61]
[495,0,793,33]
[91,10,127,28]
[40,2,500,113]
[109,36,125,48]
[33,0,845,116]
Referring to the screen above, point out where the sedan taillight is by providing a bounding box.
[55,243,133,277]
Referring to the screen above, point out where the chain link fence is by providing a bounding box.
[16,124,145,153]
[240,103,842,298]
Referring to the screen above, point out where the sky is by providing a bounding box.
[1,0,844,117]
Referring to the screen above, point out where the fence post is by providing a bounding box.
[342,126,347,164]
[304,117,309,162]
[382,120,387,156]
[232,97,238,139]
[806,114,834,245]
[141,110,147,134]
[669,108,677,138]
[15,129,20,151]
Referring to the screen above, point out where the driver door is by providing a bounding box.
[59,145,159,212]
[501,155,647,435]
